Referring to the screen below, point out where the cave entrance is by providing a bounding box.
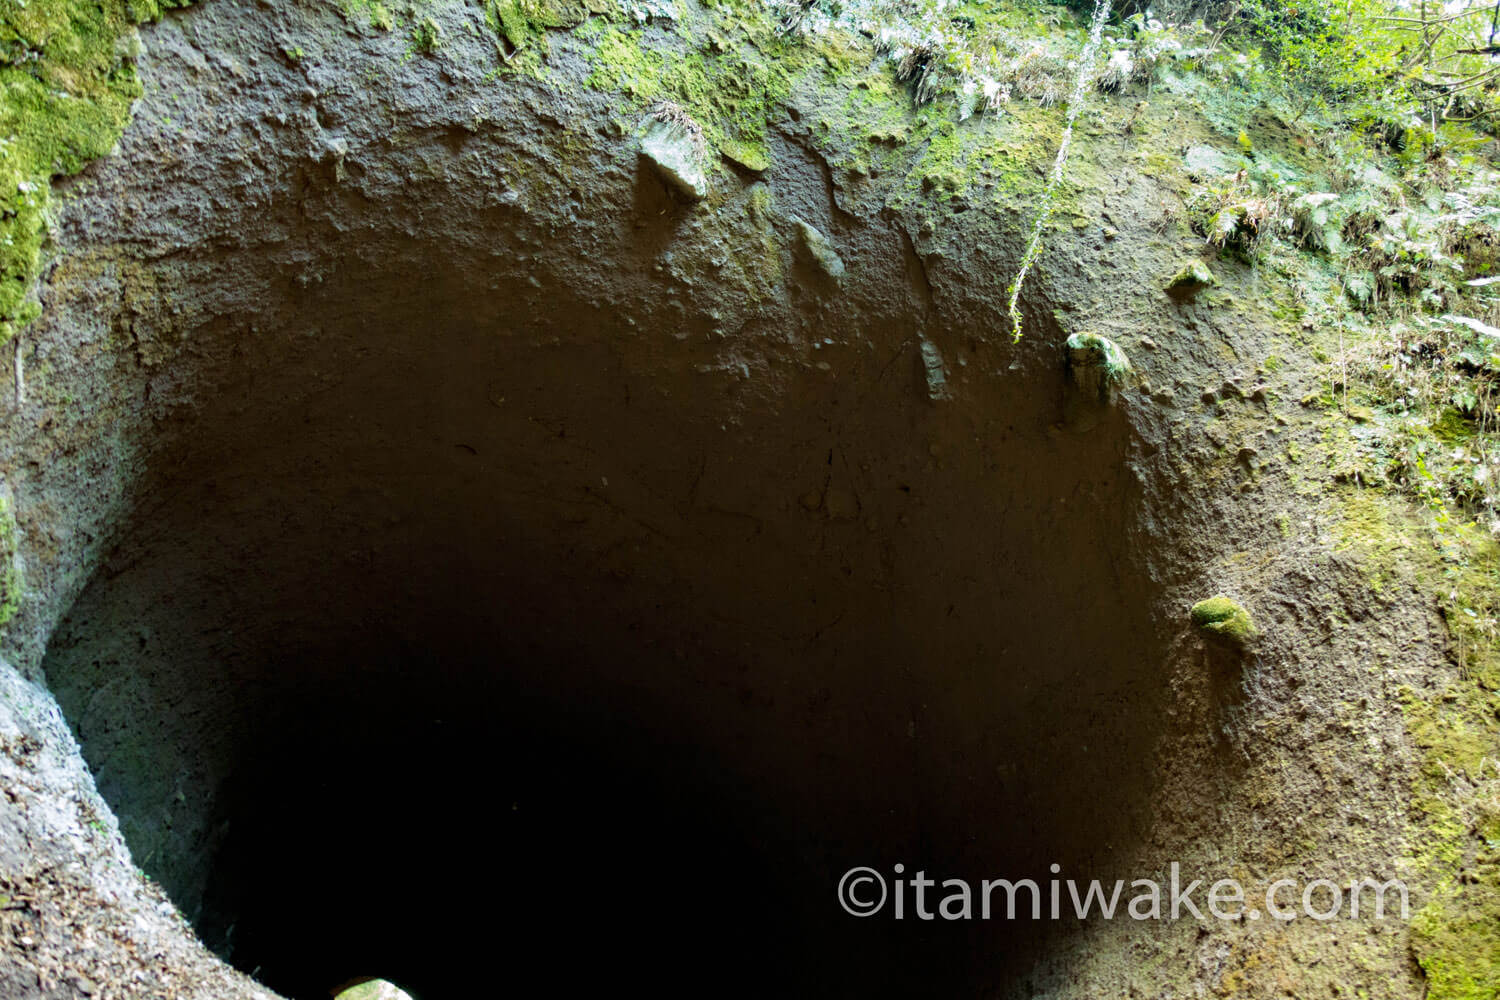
[37,260,1172,996]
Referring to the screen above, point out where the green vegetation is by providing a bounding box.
[583,15,799,175]
[1065,331,1131,382]
[803,0,1500,134]
[0,0,193,344]
[1412,874,1500,1000]
[410,15,442,52]
[0,495,20,627]
[1235,0,1500,128]
[1167,258,1216,293]
[1002,0,1112,340]
[486,0,597,52]
[1372,513,1500,999]
[1190,594,1257,645]
[1403,668,1500,995]
[340,0,396,32]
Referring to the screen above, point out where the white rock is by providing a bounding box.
[640,121,708,201]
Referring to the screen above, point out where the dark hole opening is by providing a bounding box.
[39,274,1169,998]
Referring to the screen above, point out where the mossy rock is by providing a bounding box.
[581,17,797,173]
[1190,594,1256,647]
[334,980,414,1000]
[1065,333,1130,379]
[720,137,769,174]
[410,16,442,53]
[1064,332,1131,409]
[1167,259,1217,298]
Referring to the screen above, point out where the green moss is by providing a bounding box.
[0,0,193,343]
[856,103,1063,229]
[583,20,797,170]
[486,0,603,53]
[1395,522,1500,1000]
[1167,259,1217,294]
[0,495,20,627]
[1431,407,1477,445]
[335,981,414,1000]
[1141,149,1179,177]
[1405,674,1500,999]
[915,121,973,200]
[339,0,395,32]
[741,183,782,298]
[839,67,908,158]
[1335,487,1414,594]
[1412,875,1500,1000]
[1065,331,1130,383]
[585,27,664,99]
[1190,594,1257,645]
[409,15,442,53]
[719,135,768,173]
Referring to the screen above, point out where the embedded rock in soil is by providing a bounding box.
[641,119,710,201]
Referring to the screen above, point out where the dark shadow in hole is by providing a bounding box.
[37,265,1176,999]
[199,653,1059,1000]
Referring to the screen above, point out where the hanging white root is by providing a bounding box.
[1006,0,1113,343]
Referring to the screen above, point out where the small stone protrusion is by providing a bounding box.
[1190,594,1257,648]
[919,337,951,402]
[720,139,769,175]
[1065,333,1131,403]
[1167,260,1217,298]
[1063,333,1131,430]
[640,119,709,202]
[794,218,845,281]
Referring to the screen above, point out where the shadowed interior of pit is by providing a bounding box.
[195,652,1067,999]
[38,262,1173,998]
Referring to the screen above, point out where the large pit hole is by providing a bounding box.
[38,171,1176,995]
